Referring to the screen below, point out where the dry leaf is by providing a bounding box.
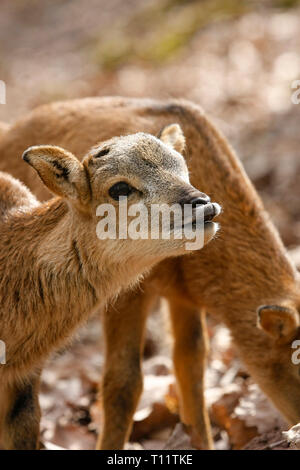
[282,423,300,449]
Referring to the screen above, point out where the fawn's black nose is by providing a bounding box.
[190,194,210,207]
[178,191,211,208]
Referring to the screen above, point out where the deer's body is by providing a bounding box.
[0,97,299,450]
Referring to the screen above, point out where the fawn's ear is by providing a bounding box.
[158,124,185,153]
[22,145,91,204]
[257,305,299,343]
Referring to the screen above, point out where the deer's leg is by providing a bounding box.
[168,297,213,449]
[97,287,154,450]
[1,374,41,450]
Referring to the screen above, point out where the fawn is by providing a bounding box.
[0,126,220,449]
[0,96,299,450]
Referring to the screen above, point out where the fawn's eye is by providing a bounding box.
[109,181,134,200]
[94,148,110,158]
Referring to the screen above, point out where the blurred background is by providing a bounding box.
[0,0,299,450]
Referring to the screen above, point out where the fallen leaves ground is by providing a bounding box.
[39,279,299,450]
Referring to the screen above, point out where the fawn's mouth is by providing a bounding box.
[191,202,221,229]
[168,202,221,233]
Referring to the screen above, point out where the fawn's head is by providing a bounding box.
[256,276,300,424]
[22,124,220,260]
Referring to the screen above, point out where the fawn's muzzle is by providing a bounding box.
[179,191,210,208]
[189,194,211,207]
[202,202,220,222]
[178,191,221,226]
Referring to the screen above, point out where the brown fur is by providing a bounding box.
[0,97,299,450]
[0,126,218,449]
